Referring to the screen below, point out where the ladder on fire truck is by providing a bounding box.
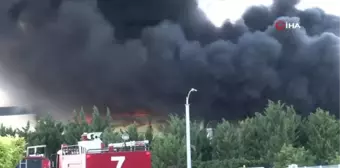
[60,132,150,153]
[18,145,47,168]
[105,140,150,152]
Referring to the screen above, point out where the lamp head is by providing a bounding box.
[190,88,197,92]
[121,133,130,141]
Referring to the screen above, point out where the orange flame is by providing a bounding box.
[83,109,150,124]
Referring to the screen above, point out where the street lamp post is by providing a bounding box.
[122,133,130,150]
[185,88,197,168]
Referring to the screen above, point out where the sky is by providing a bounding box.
[197,0,340,27]
[0,0,339,107]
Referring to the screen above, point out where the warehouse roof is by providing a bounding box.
[0,106,34,116]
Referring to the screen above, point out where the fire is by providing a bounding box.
[85,116,92,124]
[79,108,164,134]
[84,109,150,125]
[113,109,149,118]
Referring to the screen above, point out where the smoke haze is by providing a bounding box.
[0,0,338,120]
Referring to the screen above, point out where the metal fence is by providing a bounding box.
[296,165,340,168]
[246,165,340,168]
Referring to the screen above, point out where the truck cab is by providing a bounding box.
[17,145,51,168]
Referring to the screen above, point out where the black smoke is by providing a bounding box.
[0,0,338,120]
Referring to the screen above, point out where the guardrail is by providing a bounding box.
[295,165,340,168]
[240,164,340,168]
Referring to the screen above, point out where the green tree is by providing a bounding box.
[16,121,34,148]
[16,121,32,140]
[103,107,113,129]
[151,115,212,168]
[144,115,154,144]
[273,144,315,168]
[79,107,90,132]
[101,108,120,144]
[29,114,64,156]
[145,124,153,143]
[0,138,11,168]
[190,121,213,162]
[151,115,186,168]
[239,101,301,166]
[302,108,340,164]
[125,123,142,141]
[0,135,26,168]
[328,152,340,165]
[102,127,121,145]
[160,115,186,138]
[209,119,268,167]
[90,106,108,132]
[63,108,90,144]
[0,124,17,136]
[152,134,186,168]
[88,106,113,133]
[211,120,243,161]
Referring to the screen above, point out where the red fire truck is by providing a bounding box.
[54,132,151,168]
[16,145,51,168]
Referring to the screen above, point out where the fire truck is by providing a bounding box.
[17,145,51,168]
[54,132,151,168]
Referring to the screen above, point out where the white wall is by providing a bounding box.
[0,114,36,131]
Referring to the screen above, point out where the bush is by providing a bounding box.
[328,152,340,165]
[273,144,315,168]
[194,158,267,168]
[0,135,26,168]
[302,109,340,164]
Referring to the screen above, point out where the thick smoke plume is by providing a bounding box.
[0,0,338,120]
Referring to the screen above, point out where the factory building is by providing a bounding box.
[0,106,37,131]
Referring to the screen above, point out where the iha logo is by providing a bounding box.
[275,20,301,31]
